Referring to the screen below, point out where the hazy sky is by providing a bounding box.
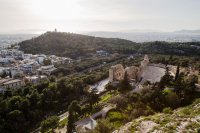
[0,0,200,34]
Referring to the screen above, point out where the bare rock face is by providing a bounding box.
[139,121,158,133]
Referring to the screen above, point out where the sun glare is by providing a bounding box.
[29,0,82,20]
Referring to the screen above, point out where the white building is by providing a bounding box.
[0,58,9,64]
[37,65,57,75]
[23,54,33,59]
[37,54,47,64]
[0,78,24,90]
[24,75,48,85]
[10,67,24,78]
[3,79,23,89]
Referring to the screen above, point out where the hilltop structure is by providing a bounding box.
[109,55,149,83]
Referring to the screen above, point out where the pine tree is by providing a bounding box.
[89,88,99,111]
[159,66,173,89]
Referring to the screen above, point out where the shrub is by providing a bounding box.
[40,116,59,133]
[181,108,191,115]
[163,107,172,114]
[108,111,123,121]
[92,118,115,133]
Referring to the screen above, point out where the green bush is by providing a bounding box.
[58,118,67,129]
[181,108,191,115]
[40,116,59,133]
[163,107,172,114]
[92,118,115,133]
[107,111,123,121]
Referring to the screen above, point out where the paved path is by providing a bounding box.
[74,104,116,126]
[90,78,109,94]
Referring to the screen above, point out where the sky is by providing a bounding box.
[0,0,200,34]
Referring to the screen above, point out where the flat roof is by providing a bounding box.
[3,79,22,85]
[0,78,12,84]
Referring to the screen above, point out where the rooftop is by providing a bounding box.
[3,79,22,85]
[0,78,12,84]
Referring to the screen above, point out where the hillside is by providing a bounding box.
[138,41,200,56]
[18,32,138,58]
[18,32,200,59]
[113,98,200,133]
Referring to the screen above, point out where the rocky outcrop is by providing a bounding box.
[113,98,200,133]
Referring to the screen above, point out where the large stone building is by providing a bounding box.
[137,55,149,81]
[109,64,125,82]
[125,66,139,82]
[109,55,149,82]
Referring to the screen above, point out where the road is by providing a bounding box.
[31,104,115,133]
[74,104,116,126]
[89,78,109,94]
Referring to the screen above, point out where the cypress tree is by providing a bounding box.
[67,106,74,133]
[175,64,180,81]
[119,72,131,91]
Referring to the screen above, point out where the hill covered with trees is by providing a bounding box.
[18,32,200,58]
[138,41,200,56]
[18,32,139,58]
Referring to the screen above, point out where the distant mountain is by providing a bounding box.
[174,29,200,34]
[87,30,200,42]
[18,32,138,58]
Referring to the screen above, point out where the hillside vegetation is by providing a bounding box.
[19,32,138,58]
[18,32,200,58]
[113,98,200,133]
[138,41,200,56]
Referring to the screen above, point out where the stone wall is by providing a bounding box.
[109,64,125,82]
[109,55,149,82]
[125,66,139,81]
[137,55,149,81]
